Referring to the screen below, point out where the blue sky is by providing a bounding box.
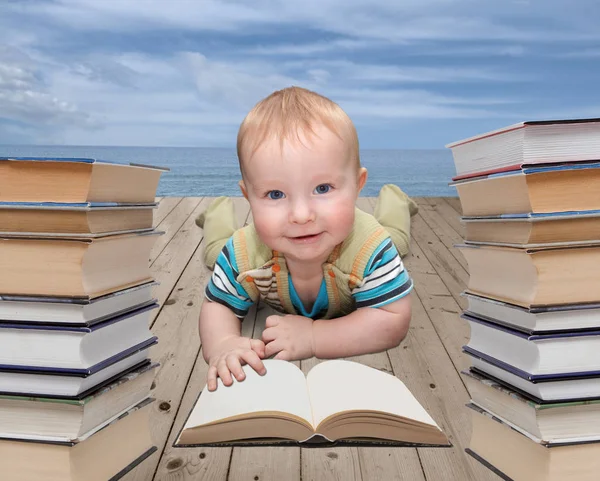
[0,0,598,148]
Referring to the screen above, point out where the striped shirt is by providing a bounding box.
[205,237,412,320]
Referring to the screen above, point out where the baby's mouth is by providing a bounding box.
[288,233,323,243]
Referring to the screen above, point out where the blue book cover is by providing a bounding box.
[0,201,158,210]
[0,280,158,305]
[0,360,155,400]
[462,312,600,338]
[0,157,169,171]
[450,159,600,185]
[463,346,600,382]
[0,302,158,332]
[462,209,600,221]
[0,337,158,377]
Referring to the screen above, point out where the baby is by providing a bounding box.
[197,86,418,391]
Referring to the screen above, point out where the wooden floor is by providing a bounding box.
[121,196,498,481]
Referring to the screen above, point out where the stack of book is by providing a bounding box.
[447,119,600,481]
[0,157,167,480]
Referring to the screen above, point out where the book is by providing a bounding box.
[451,162,600,216]
[0,281,157,325]
[0,398,156,481]
[174,359,450,447]
[464,313,600,376]
[0,157,168,203]
[466,353,600,402]
[457,242,600,308]
[0,341,156,397]
[0,202,157,236]
[461,211,600,247]
[462,292,600,333]
[445,118,600,180]
[0,303,157,369]
[463,369,600,443]
[0,362,157,441]
[466,403,600,481]
[0,231,161,298]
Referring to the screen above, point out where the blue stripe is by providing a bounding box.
[356,279,413,308]
[356,268,410,302]
[206,280,252,313]
[365,238,393,274]
[214,239,249,300]
[204,237,252,319]
[353,239,413,309]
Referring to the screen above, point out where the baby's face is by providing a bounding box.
[240,124,366,266]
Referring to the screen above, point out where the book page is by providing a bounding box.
[307,360,438,429]
[183,360,314,429]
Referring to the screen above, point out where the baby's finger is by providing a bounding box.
[274,350,291,361]
[264,339,284,359]
[217,359,234,387]
[226,355,246,382]
[265,315,280,328]
[250,338,266,358]
[207,365,219,392]
[241,350,266,375]
[261,327,277,343]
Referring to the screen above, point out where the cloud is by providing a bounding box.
[183,52,299,111]
[243,39,383,56]
[556,48,600,58]
[6,0,600,42]
[0,46,95,138]
[0,0,598,147]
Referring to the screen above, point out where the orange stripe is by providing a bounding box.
[350,227,386,285]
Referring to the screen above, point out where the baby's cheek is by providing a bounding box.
[329,204,355,234]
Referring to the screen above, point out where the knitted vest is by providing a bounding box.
[232,208,390,319]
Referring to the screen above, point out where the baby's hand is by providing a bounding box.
[206,336,266,391]
[262,314,315,361]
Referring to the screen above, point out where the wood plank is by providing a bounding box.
[410,212,468,311]
[365,197,492,480]
[391,244,496,480]
[301,198,426,481]
[123,198,252,481]
[414,198,468,271]
[154,197,182,227]
[426,198,464,239]
[153,305,258,481]
[148,198,213,326]
[444,197,462,216]
[151,197,203,264]
[228,304,301,481]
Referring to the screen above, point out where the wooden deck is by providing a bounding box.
[121,196,497,481]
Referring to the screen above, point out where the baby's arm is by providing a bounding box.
[312,294,411,358]
[261,294,411,360]
[262,237,413,360]
[199,300,266,391]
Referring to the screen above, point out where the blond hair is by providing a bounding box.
[237,86,359,174]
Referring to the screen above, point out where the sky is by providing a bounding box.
[0,0,599,148]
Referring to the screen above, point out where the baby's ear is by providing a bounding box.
[239,180,249,200]
[357,167,368,192]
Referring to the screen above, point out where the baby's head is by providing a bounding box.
[236,87,368,265]
[237,86,360,175]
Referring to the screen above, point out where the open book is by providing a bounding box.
[174,360,450,447]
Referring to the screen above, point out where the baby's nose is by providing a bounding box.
[289,200,315,224]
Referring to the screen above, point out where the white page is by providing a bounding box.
[307,360,438,429]
[183,360,313,429]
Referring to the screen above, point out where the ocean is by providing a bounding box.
[0,145,457,198]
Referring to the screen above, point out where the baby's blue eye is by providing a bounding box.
[267,190,285,200]
[314,184,331,194]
